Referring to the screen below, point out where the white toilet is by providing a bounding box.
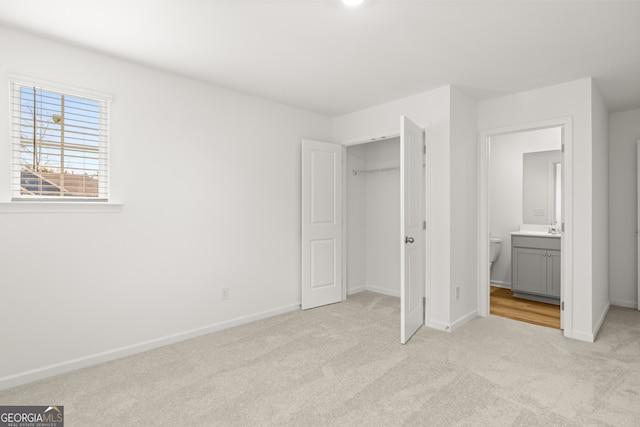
[490,237,502,268]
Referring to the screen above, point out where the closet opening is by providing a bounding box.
[302,116,425,343]
[345,137,401,316]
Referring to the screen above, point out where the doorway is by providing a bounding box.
[478,118,574,337]
[345,137,401,299]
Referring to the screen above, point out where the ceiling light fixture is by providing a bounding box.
[342,0,364,7]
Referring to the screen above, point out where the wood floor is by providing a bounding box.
[490,286,561,329]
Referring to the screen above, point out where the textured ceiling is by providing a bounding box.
[1,0,639,117]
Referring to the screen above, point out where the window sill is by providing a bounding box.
[0,201,123,214]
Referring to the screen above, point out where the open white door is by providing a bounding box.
[301,139,343,310]
[400,116,425,344]
[560,139,565,329]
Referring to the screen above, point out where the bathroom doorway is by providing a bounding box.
[478,118,574,335]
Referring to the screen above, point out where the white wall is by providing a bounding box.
[479,78,605,341]
[591,82,610,332]
[0,25,332,388]
[333,87,453,329]
[490,128,561,287]
[609,108,640,309]
[449,87,478,326]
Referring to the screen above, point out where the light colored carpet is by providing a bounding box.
[1,291,639,426]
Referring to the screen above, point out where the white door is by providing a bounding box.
[301,139,343,310]
[400,116,425,344]
[637,139,640,311]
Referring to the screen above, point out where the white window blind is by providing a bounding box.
[10,81,110,200]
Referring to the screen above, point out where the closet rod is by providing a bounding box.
[352,166,400,176]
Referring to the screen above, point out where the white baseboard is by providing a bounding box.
[347,285,366,296]
[592,301,611,341]
[365,285,400,298]
[569,301,611,343]
[425,318,450,332]
[490,281,511,289]
[348,284,400,298]
[450,309,478,332]
[0,303,300,391]
[568,328,593,342]
[571,329,595,342]
[610,298,638,310]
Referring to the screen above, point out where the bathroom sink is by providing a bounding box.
[510,224,561,238]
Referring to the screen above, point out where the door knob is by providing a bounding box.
[405,236,415,244]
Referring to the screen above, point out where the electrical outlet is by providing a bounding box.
[221,287,229,300]
[455,286,460,300]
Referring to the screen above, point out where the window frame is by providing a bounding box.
[8,75,113,203]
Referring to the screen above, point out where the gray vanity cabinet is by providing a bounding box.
[511,235,561,303]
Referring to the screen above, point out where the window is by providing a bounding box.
[10,80,110,200]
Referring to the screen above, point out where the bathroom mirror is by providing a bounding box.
[553,162,562,225]
[522,149,562,225]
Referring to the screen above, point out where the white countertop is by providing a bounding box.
[510,231,561,238]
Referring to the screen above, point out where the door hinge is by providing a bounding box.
[561,143,565,153]
[423,220,427,230]
[561,222,565,232]
[561,301,564,311]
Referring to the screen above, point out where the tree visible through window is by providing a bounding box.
[11,81,109,199]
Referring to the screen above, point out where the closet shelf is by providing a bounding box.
[352,166,400,176]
